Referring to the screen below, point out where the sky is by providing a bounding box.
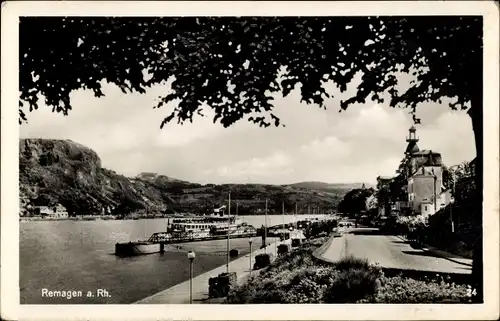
[19,72,476,186]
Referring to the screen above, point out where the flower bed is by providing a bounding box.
[360,274,471,303]
[226,236,473,304]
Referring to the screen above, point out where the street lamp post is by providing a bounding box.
[248,238,253,276]
[187,251,196,304]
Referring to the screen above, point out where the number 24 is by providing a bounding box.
[467,288,477,297]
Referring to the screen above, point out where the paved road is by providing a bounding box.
[318,227,472,274]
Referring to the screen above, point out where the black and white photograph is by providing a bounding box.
[1,1,499,320]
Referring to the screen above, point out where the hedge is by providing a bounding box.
[226,240,473,304]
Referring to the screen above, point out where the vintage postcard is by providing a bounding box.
[1,1,499,320]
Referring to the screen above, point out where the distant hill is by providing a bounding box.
[136,172,190,185]
[287,181,371,191]
[19,139,354,217]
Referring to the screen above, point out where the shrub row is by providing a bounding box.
[226,237,472,304]
[303,220,338,239]
[360,275,472,303]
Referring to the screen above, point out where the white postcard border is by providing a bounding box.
[1,1,499,320]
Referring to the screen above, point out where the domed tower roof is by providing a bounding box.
[405,125,419,155]
[405,142,420,154]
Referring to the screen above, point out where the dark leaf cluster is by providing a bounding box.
[20,16,482,127]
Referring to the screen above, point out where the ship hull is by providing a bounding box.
[115,242,161,256]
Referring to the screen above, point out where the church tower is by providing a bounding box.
[401,125,420,178]
[405,125,420,155]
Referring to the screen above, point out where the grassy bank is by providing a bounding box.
[226,235,474,304]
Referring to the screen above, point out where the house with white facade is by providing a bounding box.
[403,126,452,216]
[376,125,453,218]
[36,204,69,218]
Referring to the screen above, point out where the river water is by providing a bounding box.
[20,214,327,304]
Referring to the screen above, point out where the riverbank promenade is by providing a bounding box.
[135,238,292,304]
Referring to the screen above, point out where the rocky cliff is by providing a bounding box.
[19,139,349,216]
[19,139,183,216]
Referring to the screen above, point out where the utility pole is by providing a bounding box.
[227,191,231,273]
[451,171,456,233]
[282,202,285,241]
[449,165,461,233]
[295,202,298,229]
[430,167,437,214]
[264,198,268,254]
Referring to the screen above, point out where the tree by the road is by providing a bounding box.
[442,161,475,189]
[375,182,391,217]
[19,16,483,301]
[388,175,409,204]
[338,188,374,221]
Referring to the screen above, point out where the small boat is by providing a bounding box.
[115,231,172,256]
[115,241,161,256]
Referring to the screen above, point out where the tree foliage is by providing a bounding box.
[338,188,374,217]
[442,161,475,191]
[20,16,482,130]
[388,174,408,203]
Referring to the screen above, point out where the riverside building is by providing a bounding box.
[376,126,453,217]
